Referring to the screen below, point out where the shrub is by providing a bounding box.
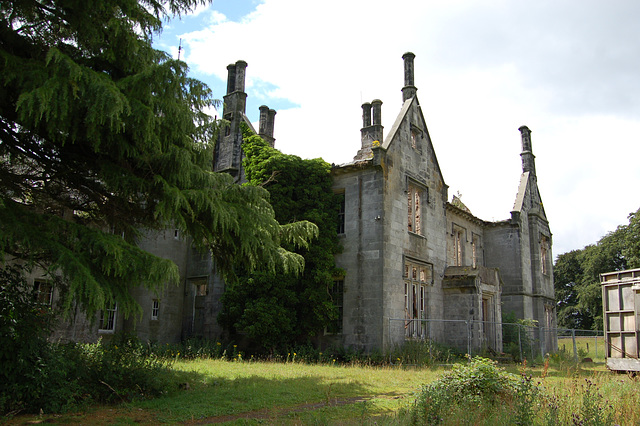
[0,265,75,414]
[1,316,174,415]
[409,356,540,425]
[74,334,173,403]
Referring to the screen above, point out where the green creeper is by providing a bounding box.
[219,131,342,353]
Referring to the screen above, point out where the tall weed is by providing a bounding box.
[408,357,540,425]
[74,334,173,403]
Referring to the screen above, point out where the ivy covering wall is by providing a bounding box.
[218,130,343,352]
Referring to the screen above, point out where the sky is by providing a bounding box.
[154,0,640,259]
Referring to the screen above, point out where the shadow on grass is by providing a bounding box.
[4,366,374,425]
[133,369,374,423]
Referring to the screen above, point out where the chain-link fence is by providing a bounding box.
[389,318,604,362]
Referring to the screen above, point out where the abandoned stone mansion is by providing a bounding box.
[35,53,555,353]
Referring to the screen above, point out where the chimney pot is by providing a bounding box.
[371,99,383,126]
[518,125,536,175]
[259,105,269,135]
[226,64,236,94]
[362,102,372,128]
[267,109,276,139]
[234,60,248,93]
[401,52,417,101]
[402,52,415,86]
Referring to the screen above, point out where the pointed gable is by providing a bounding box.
[383,95,446,191]
[512,126,548,221]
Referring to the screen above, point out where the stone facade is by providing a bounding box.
[331,53,555,352]
[33,53,555,353]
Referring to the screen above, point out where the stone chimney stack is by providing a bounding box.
[221,60,248,121]
[402,52,417,102]
[258,105,276,147]
[215,60,249,180]
[354,100,384,162]
[519,125,536,176]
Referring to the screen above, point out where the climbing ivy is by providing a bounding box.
[218,130,343,353]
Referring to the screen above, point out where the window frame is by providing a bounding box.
[471,233,481,268]
[451,223,467,266]
[33,279,53,307]
[407,179,427,236]
[151,299,160,321]
[540,235,550,275]
[336,191,346,235]
[191,277,208,296]
[327,278,344,334]
[403,257,432,338]
[98,303,117,333]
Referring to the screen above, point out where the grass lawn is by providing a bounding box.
[138,360,441,424]
[5,358,640,425]
[557,335,607,361]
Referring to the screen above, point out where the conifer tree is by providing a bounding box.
[0,0,316,318]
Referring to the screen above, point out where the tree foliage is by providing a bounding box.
[0,0,316,318]
[0,264,62,413]
[554,207,640,330]
[219,131,342,352]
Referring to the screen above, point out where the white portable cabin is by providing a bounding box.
[601,268,640,372]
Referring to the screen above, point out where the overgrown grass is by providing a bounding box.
[5,337,640,425]
[404,356,632,425]
[135,359,440,423]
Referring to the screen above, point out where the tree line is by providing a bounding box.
[554,208,640,330]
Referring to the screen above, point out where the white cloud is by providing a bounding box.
[165,0,640,257]
[183,2,212,17]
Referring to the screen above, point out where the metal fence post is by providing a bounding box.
[518,325,523,362]
[530,326,535,362]
[388,317,392,364]
[467,320,471,357]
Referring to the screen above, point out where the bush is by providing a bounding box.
[72,334,173,404]
[0,265,75,414]
[409,357,540,425]
[0,286,175,416]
